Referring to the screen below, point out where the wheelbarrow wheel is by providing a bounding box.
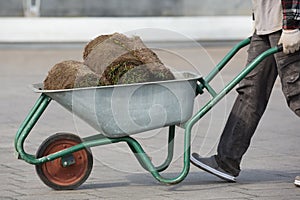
[35,133,93,190]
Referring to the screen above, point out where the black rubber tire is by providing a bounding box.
[35,133,93,190]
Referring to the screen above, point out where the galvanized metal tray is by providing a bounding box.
[32,71,201,137]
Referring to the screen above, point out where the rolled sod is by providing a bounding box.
[84,33,175,86]
[44,33,175,90]
[44,60,100,90]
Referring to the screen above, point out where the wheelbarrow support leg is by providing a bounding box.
[122,125,192,185]
[15,94,51,163]
[155,125,175,172]
[126,125,175,173]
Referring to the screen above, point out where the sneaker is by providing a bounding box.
[190,153,236,182]
[294,176,300,187]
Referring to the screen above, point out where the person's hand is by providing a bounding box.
[278,29,300,54]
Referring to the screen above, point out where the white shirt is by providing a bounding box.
[252,0,283,35]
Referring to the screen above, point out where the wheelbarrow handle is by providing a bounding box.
[189,39,284,128]
[204,38,283,84]
[204,37,252,84]
[276,44,284,52]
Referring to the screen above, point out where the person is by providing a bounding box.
[190,0,300,184]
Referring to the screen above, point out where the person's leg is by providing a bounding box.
[191,32,279,179]
[215,32,279,176]
[269,31,300,187]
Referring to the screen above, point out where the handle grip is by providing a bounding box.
[276,44,283,52]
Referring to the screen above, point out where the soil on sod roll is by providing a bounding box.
[98,52,144,85]
[44,60,100,90]
[84,33,175,86]
[83,34,111,60]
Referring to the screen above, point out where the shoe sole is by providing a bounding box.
[294,179,300,187]
[190,156,236,182]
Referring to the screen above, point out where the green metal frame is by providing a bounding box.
[14,38,282,185]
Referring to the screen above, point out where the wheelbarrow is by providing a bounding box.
[14,38,283,190]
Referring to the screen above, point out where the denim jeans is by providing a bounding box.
[215,31,300,176]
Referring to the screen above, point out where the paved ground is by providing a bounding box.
[0,43,299,199]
